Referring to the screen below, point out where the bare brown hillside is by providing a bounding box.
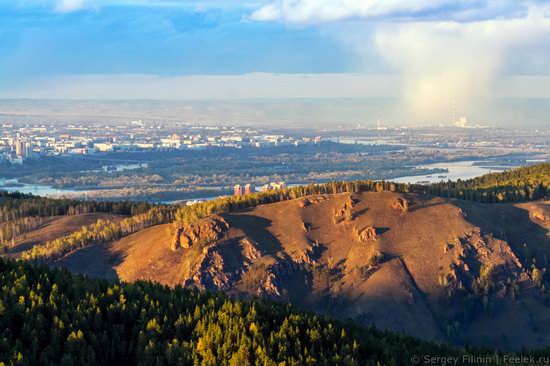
[6,213,125,258]
[52,192,550,349]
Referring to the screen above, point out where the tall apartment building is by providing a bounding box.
[234,183,255,196]
[15,138,32,159]
[234,184,243,197]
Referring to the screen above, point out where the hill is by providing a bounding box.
[52,224,182,283]
[54,191,550,349]
[3,213,125,258]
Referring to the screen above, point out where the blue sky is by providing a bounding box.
[1,0,549,125]
[0,1,355,80]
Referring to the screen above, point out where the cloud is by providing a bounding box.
[10,0,254,13]
[54,0,91,13]
[372,10,550,122]
[250,0,529,23]
[251,0,550,123]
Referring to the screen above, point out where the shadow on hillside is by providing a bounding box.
[51,244,122,281]
[353,207,370,217]
[8,241,38,256]
[217,236,258,270]
[224,214,284,257]
[455,201,550,268]
[408,201,448,213]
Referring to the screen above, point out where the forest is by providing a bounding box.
[0,216,44,251]
[0,193,161,254]
[0,194,154,223]
[0,259,507,366]
[417,163,550,202]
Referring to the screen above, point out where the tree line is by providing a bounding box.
[174,163,549,226]
[20,207,174,261]
[0,192,155,224]
[4,163,548,233]
[0,258,503,366]
[414,163,549,203]
[0,216,44,252]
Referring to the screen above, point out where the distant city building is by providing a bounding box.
[0,122,324,160]
[15,138,32,159]
[454,117,468,128]
[235,184,257,196]
[376,119,388,130]
[220,135,244,142]
[15,139,25,158]
[68,147,88,155]
[160,134,182,149]
[234,184,243,197]
[261,181,287,192]
[93,143,115,152]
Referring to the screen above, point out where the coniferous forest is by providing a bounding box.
[0,259,499,366]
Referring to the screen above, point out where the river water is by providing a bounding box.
[0,178,83,197]
[0,163,148,198]
[1,160,521,201]
[390,160,516,184]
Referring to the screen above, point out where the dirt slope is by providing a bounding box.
[6,213,125,258]
[50,193,550,349]
[53,224,185,284]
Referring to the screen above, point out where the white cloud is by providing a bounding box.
[250,0,528,23]
[54,0,90,13]
[11,0,263,13]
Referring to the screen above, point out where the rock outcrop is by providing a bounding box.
[354,226,377,242]
[171,216,229,250]
[391,198,409,212]
[532,209,549,222]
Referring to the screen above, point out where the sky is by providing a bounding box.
[0,0,549,126]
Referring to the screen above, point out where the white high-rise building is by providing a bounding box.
[15,138,33,158]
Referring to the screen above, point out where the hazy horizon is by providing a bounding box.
[0,97,549,129]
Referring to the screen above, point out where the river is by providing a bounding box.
[1,159,522,202]
[390,160,516,184]
[0,178,84,197]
